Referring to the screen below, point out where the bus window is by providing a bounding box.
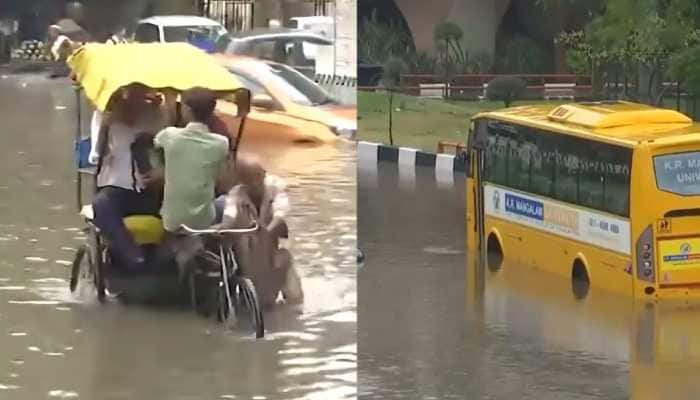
[602,147,631,216]
[578,145,605,211]
[481,117,632,217]
[485,124,508,185]
[554,140,579,205]
[508,137,531,191]
[530,135,554,197]
[653,151,700,196]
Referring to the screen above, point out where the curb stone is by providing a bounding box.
[356,141,467,173]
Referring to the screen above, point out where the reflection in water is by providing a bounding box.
[359,163,700,400]
[0,74,355,399]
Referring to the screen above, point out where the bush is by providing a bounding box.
[486,76,527,107]
[469,52,494,74]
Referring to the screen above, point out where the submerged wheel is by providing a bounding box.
[233,276,264,339]
[94,239,106,303]
[571,259,590,300]
[486,234,503,271]
[70,243,101,300]
[69,244,90,293]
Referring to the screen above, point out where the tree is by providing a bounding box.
[358,9,412,66]
[671,33,700,96]
[381,57,408,146]
[434,21,466,97]
[558,0,700,105]
[486,76,527,108]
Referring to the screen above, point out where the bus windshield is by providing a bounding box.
[654,151,700,195]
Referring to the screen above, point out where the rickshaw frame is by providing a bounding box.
[67,43,264,338]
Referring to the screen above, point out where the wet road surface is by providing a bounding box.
[358,162,700,400]
[0,73,356,399]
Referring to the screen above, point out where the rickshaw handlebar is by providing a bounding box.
[179,223,258,236]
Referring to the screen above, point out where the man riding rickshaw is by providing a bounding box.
[67,42,270,337]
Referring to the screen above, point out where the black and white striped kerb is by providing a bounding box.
[357,141,467,173]
[315,74,357,87]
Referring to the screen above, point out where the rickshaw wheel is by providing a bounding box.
[70,242,101,301]
[216,282,230,322]
[233,276,264,339]
[69,244,91,293]
[93,235,106,303]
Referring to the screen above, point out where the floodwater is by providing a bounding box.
[358,163,700,399]
[0,73,356,399]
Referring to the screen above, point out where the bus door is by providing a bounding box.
[474,145,486,254]
[466,119,487,253]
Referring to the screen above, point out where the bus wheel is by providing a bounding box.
[486,234,503,271]
[571,259,590,299]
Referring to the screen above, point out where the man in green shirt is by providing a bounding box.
[153,88,230,232]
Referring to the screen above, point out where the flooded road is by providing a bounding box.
[0,73,355,399]
[358,163,700,399]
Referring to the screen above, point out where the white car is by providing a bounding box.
[288,16,334,39]
[133,15,227,48]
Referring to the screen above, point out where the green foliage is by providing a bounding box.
[557,0,700,104]
[358,10,412,65]
[381,57,408,146]
[434,21,468,81]
[486,76,527,108]
[382,57,408,89]
[498,35,546,74]
[470,52,494,74]
[409,50,437,74]
[671,45,700,95]
[434,22,463,44]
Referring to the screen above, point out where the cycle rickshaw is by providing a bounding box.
[67,43,265,338]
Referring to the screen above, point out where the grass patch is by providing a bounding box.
[358,91,564,152]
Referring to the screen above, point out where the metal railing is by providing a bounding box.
[201,0,254,32]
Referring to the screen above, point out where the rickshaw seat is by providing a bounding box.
[80,205,165,245]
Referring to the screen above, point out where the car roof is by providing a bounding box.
[229,28,332,42]
[215,54,278,70]
[289,16,333,23]
[138,15,223,27]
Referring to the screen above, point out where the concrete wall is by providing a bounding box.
[395,0,511,58]
[394,0,598,71]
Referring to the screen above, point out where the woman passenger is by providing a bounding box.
[89,85,168,271]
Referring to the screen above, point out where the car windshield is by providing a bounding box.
[654,151,700,195]
[234,63,335,107]
[163,25,223,42]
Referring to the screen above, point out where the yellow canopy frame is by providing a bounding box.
[67,42,250,113]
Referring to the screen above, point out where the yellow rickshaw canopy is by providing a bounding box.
[67,42,246,111]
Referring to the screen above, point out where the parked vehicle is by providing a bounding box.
[288,16,334,39]
[214,54,356,144]
[133,15,227,52]
[218,28,333,79]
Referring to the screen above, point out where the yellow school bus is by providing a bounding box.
[465,101,700,299]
